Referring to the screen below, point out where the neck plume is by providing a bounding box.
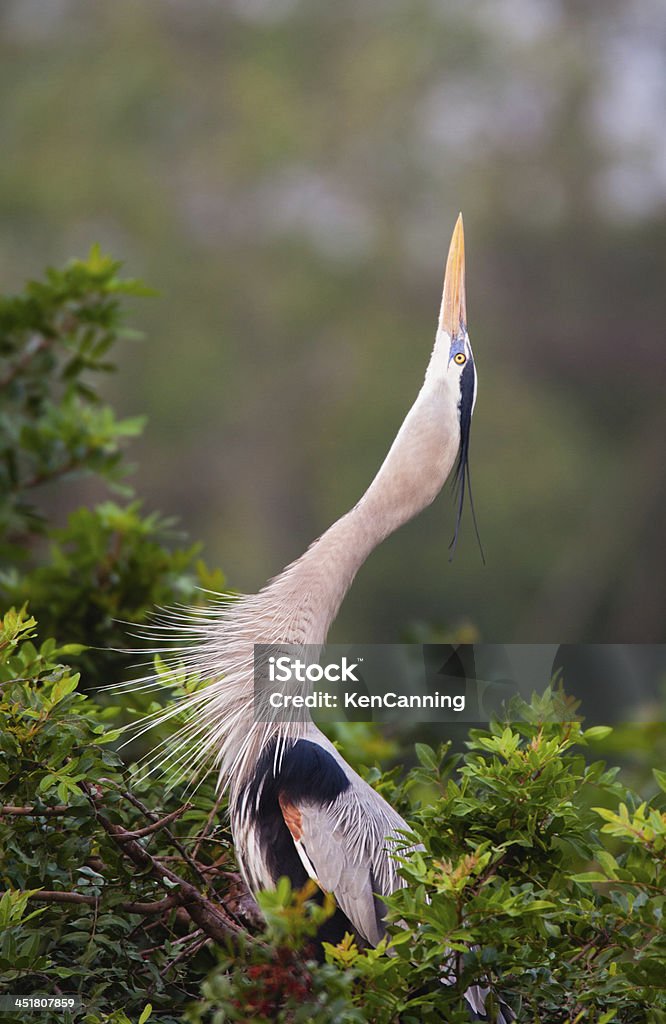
[123,352,461,797]
[123,219,469,795]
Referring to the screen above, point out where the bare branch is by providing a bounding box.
[119,789,210,888]
[0,804,75,817]
[0,334,50,391]
[192,789,226,860]
[19,890,98,907]
[3,890,180,917]
[112,804,191,841]
[79,781,251,947]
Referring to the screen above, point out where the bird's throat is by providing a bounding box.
[273,381,461,642]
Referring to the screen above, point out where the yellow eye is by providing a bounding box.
[454,352,466,365]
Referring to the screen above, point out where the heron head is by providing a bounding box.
[438,214,484,563]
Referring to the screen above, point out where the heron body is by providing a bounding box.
[133,216,510,1021]
[237,732,407,948]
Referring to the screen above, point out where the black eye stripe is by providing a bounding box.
[449,358,485,563]
[458,360,475,442]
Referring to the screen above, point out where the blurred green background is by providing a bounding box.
[2,0,665,647]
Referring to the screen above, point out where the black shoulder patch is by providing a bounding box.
[248,738,351,814]
[238,739,352,897]
[279,739,351,805]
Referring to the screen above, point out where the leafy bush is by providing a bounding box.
[0,606,225,1023]
[0,249,220,687]
[1,256,665,1023]
[2,607,665,1023]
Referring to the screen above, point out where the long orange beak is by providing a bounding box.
[439,213,467,338]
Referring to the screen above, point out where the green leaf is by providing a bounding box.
[415,743,438,771]
[584,726,613,742]
[138,1004,152,1024]
[54,644,88,657]
[50,673,80,704]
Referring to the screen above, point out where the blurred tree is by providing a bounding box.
[1,251,664,1023]
[0,0,664,651]
[0,248,220,687]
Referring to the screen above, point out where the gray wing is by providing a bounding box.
[280,789,514,1021]
[279,784,413,947]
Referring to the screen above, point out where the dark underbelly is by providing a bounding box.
[233,738,361,955]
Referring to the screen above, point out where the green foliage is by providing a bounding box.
[0,245,149,543]
[2,501,206,685]
[4,609,666,1022]
[192,706,666,1023]
[0,250,221,686]
[185,881,364,1024]
[372,718,666,1022]
[0,607,225,1024]
[1,256,665,1022]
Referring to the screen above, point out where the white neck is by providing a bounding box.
[137,329,464,794]
[269,329,461,643]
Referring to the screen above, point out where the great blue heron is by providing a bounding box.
[131,215,510,1021]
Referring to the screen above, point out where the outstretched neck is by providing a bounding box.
[273,361,461,642]
[133,222,472,792]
